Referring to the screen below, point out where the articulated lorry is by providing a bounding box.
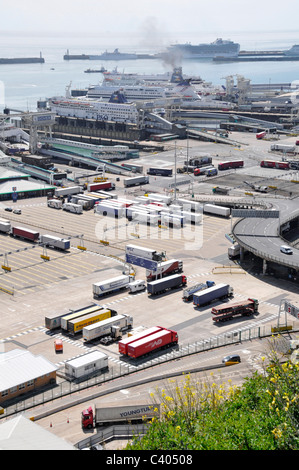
[47,199,63,209]
[147,273,187,296]
[125,244,165,262]
[82,403,160,429]
[193,283,234,307]
[147,168,173,176]
[182,280,215,302]
[212,298,259,322]
[93,274,135,298]
[83,314,133,342]
[39,234,70,251]
[124,175,149,187]
[146,259,183,281]
[87,181,115,192]
[125,327,178,359]
[118,326,163,355]
[62,202,83,214]
[203,204,230,217]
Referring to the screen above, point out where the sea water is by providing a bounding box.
[1,29,299,111]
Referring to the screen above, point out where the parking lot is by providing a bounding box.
[1,131,299,382]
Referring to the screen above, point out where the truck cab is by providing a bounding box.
[82,406,94,429]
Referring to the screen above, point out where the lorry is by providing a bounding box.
[87,181,115,192]
[47,199,63,209]
[0,218,11,233]
[82,314,133,342]
[67,308,112,335]
[146,259,183,281]
[125,244,165,262]
[124,175,149,187]
[54,186,82,197]
[186,156,212,167]
[60,305,112,331]
[92,274,135,298]
[12,226,39,242]
[129,211,159,226]
[212,298,259,322]
[182,280,215,302]
[81,403,159,428]
[228,244,241,259]
[118,326,163,355]
[203,204,230,218]
[212,186,230,195]
[147,168,173,176]
[147,273,187,296]
[39,234,70,251]
[193,283,234,308]
[126,327,179,359]
[94,201,125,218]
[62,202,83,214]
[271,144,296,153]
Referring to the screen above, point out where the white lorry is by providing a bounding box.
[82,314,133,342]
[39,234,70,251]
[0,218,11,233]
[92,274,135,298]
[47,199,62,209]
[62,202,83,214]
[203,204,230,218]
[82,403,159,428]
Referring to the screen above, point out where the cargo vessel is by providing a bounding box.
[167,38,240,59]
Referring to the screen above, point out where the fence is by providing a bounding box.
[2,321,298,419]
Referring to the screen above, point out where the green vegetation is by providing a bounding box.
[126,339,299,450]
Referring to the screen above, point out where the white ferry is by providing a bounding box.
[48,91,139,123]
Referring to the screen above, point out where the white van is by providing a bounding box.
[280,245,293,255]
[128,280,146,293]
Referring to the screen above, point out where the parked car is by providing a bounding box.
[4,207,12,212]
[13,209,22,215]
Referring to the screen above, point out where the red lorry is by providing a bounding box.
[212,298,259,322]
[126,327,178,359]
[118,326,163,355]
[87,182,115,192]
[12,226,39,242]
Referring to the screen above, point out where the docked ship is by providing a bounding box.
[167,38,240,59]
[101,66,202,84]
[89,48,138,60]
[284,45,299,56]
[48,91,139,124]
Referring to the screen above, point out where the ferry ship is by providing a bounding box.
[167,38,240,59]
[48,91,139,123]
[101,66,202,85]
[89,48,138,60]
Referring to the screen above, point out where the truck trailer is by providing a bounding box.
[54,186,82,197]
[62,202,83,214]
[228,244,241,259]
[47,199,62,209]
[182,280,215,302]
[118,326,163,355]
[203,204,230,218]
[212,298,259,322]
[126,328,178,359]
[39,234,70,251]
[146,259,183,281]
[12,226,39,242]
[147,273,187,296]
[82,314,133,342]
[87,181,115,192]
[125,244,164,261]
[92,274,135,298]
[67,308,112,335]
[60,305,110,331]
[82,403,159,428]
[124,175,149,187]
[193,283,234,307]
[147,168,173,176]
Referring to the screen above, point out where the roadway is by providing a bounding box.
[232,197,299,269]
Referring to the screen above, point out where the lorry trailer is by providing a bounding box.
[126,327,178,359]
[87,181,115,192]
[12,226,39,242]
[193,283,233,307]
[212,298,259,322]
[118,326,163,355]
[67,308,112,335]
[45,304,105,330]
[82,403,160,428]
[146,259,183,281]
[47,199,63,209]
[82,314,133,342]
[0,218,11,233]
[54,186,82,197]
[147,168,173,176]
[147,273,187,296]
[183,280,215,302]
[125,244,165,261]
[60,306,113,331]
[124,175,149,187]
[39,234,70,251]
[203,204,230,218]
[92,274,135,298]
[228,244,241,258]
[62,202,83,214]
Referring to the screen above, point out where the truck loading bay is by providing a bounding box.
[1,130,299,446]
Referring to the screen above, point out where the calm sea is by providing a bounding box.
[1,30,299,111]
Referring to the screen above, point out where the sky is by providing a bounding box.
[1,0,299,40]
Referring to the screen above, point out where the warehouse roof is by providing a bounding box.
[0,178,55,195]
[0,349,58,393]
[0,415,76,450]
[0,167,30,181]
